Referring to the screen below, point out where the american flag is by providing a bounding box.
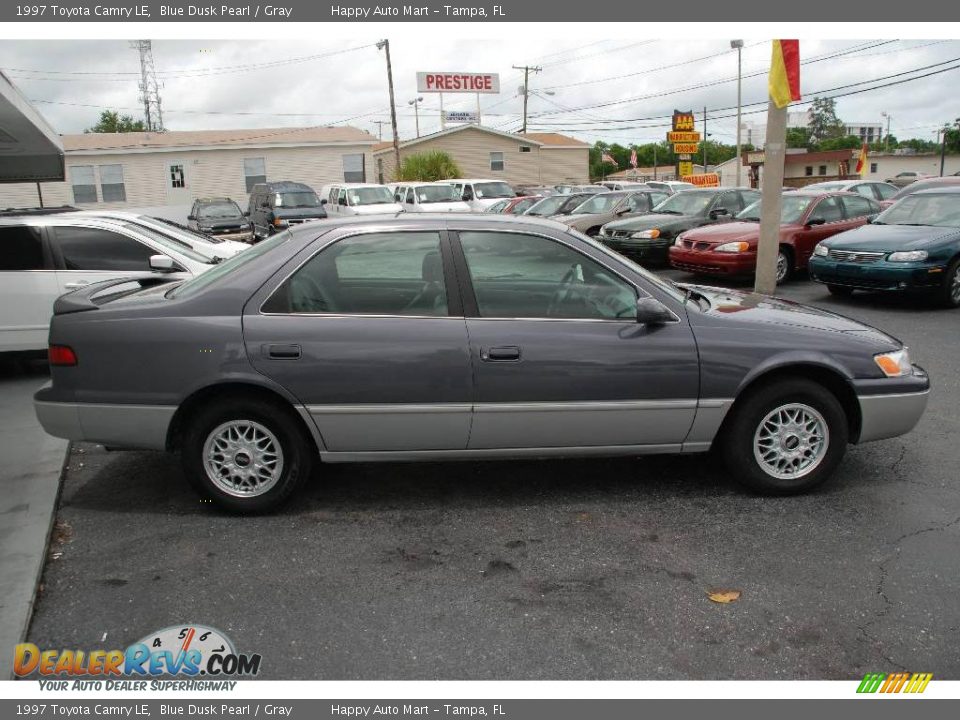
[629,149,638,168]
[601,152,618,166]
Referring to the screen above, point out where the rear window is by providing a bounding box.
[0,225,45,270]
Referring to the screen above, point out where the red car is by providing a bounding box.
[668,191,880,284]
[484,195,543,215]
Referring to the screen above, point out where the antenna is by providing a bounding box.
[129,40,164,132]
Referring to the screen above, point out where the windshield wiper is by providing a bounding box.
[658,210,683,215]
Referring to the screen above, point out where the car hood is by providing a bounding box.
[822,223,960,251]
[419,202,471,212]
[198,217,246,228]
[605,213,694,231]
[687,284,898,342]
[681,221,764,243]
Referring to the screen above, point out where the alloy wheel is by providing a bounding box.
[753,403,829,480]
[203,420,284,498]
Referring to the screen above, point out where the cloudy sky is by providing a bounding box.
[1,37,957,146]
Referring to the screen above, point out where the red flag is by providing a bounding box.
[769,40,801,108]
[630,149,638,168]
[855,142,868,175]
[601,152,618,167]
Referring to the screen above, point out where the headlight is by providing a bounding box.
[715,241,750,253]
[632,229,660,239]
[874,348,913,377]
[813,244,828,257]
[887,250,928,262]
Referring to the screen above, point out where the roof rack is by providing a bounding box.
[0,205,78,217]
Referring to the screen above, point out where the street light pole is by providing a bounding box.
[408,97,423,138]
[881,111,891,152]
[376,39,401,179]
[731,39,744,186]
[512,64,541,134]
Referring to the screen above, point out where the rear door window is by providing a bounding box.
[840,194,877,219]
[52,226,156,271]
[0,225,47,270]
[811,196,843,223]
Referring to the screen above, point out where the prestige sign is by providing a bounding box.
[417,72,500,94]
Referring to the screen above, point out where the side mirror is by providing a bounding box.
[186,214,196,221]
[149,255,176,273]
[709,208,729,219]
[243,210,250,217]
[635,297,675,325]
[615,206,632,216]
[807,216,826,226]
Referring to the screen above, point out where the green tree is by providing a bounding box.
[944,127,960,154]
[85,110,146,133]
[786,126,814,149]
[395,150,462,181]
[819,135,863,152]
[808,97,844,142]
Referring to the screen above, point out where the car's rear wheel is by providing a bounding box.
[775,248,793,285]
[827,284,854,297]
[181,397,314,513]
[720,378,848,495]
[937,258,960,308]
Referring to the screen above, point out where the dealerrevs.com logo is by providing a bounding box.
[15,625,262,687]
[857,672,933,694]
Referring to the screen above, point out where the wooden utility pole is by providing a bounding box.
[755,100,788,295]
[702,105,708,172]
[512,64,541,134]
[371,120,387,141]
[377,39,402,177]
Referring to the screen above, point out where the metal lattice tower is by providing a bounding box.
[130,40,164,132]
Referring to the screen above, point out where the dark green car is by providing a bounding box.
[598,188,760,264]
[808,187,960,308]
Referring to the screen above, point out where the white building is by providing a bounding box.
[860,152,960,181]
[0,126,379,211]
[742,111,883,149]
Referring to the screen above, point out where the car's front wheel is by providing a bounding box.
[181,397,314,513]
[827,284,854,297]
[720,378,848,495]
[937,258,960,308]
[775,248,793,285]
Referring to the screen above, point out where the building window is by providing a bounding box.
[243,157,266,192]
[377,158,384,184]
[490,152,504,172]
[870,162,878,174]
[342,154,365,183]
[71,165,97,204]
[818,165,827,176]
[804,166,813,177]
[169,164,186,189]
[99,164,126,202]
[519,145,531,153]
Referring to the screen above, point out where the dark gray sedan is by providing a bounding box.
[35,215,929,513]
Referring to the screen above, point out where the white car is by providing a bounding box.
[0,212,219,354]
[319,183,403,216]
[71,210,249,262]
[446,179,517,212]
[393,182,471,213]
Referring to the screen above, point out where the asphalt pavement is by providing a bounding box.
[24,272,960,680]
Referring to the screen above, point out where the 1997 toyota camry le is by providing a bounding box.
[34,215,930,513]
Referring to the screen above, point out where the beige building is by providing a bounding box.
[372,125,590,186]
[0,126,379,211]
[859,152,960,182]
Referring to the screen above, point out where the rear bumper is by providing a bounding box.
[853,368,930,443]
[34,385,174,450]
[669,247,756,276]
[809,256,945,292]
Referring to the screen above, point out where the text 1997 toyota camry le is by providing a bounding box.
[34,215,929,513]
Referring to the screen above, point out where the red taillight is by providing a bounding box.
[49,345,78,366]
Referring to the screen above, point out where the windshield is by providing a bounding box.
[573,193,624,214]
[803,182,845,192]
[892,180,959,200]
[197,201,242,220]
[347,187,396,205]
[525,195,568,216]
[415,185,460,203]
[875,193,960,227]
[474,182,515,199]
[168,231,291,299]
[737,195,816,224]
[122,223,213,264]
[653,190,716,215]
[557,194,594,214]
[567,228,687,304]
[140,216,228,245]
[276,191,320,208]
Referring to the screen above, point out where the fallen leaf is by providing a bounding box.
[707,589,741,604]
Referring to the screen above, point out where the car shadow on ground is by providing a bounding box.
[61,441,891,519]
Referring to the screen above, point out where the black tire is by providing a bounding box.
[720,378,848,495]
[937,257,960,308]
[180,397,315,514]
[586,226,602,238]
[827,284,854,297]
[775,247,793,285]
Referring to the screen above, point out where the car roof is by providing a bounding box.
[195,197,235,203]
[284,211,573,235]
[254,181,314,191]
[913,186,960,194]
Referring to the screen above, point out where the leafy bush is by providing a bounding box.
[396,151,463,181]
